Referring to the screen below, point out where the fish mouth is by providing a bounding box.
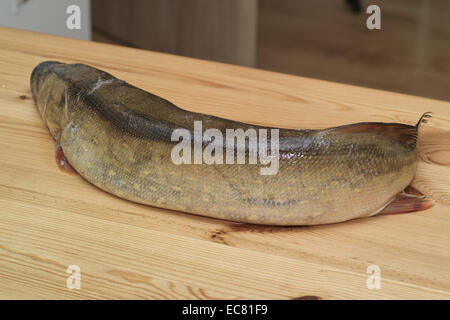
[30,61,65,104]
[30,61,66,120]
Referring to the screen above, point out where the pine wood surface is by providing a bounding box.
[0,27,449,299]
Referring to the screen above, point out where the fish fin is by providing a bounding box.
[55,143,78,175]
[416,112,433,129]
[329,122,418,148]
[378,187,434,215]
[329,113,433,148]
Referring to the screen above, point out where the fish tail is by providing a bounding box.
[416,112,433,129]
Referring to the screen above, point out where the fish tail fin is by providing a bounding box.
[416,112,433,129]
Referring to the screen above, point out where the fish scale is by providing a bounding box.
[30,61,431,226]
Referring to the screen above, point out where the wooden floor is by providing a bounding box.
[0,27,449,299]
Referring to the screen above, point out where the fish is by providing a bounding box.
[30,61,433,226]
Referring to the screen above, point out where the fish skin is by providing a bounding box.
[30,61,422,225]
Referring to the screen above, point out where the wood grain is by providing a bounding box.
[0,27,449,299]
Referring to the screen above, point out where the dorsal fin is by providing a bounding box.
[416,112,433,129]
[326,123,412,150]
[328,113,432,148]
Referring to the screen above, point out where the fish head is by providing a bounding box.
[30,61,69,140]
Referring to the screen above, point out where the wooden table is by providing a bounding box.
[0,27,448,299]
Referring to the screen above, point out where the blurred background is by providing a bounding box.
[1,0,449,101]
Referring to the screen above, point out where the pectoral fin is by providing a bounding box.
[379,187,434,215]
[55,143,78,175]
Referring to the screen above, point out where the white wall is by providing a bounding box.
[0,0,91,40]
